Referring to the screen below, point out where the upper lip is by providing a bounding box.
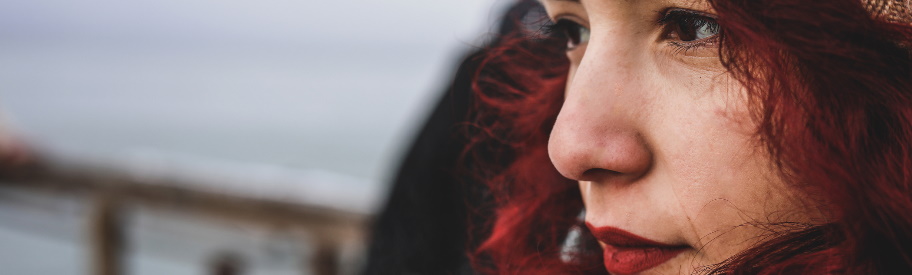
[585,222,685,248]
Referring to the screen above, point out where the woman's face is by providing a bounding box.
[542,0,824,274]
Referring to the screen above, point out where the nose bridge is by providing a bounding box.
[548,33,652,182]
[576,24,642,89]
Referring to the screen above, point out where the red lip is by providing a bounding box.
[586,222,688,274]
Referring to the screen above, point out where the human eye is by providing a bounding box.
[659,8,721,56]
[544,18,591,51]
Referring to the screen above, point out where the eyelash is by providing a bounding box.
[542,18,589,50]
[542,8,721,54]
[659,8,722,54]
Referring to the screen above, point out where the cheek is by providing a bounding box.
[660,102,804,261]
[653,74,793,258]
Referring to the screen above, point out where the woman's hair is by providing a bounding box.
[466,1,610,273]
[467,0,912,274]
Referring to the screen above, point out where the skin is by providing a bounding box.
[541,0,825,273]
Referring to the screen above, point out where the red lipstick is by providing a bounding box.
[586,222,688,274]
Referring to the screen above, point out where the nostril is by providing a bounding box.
[579,168,623,182]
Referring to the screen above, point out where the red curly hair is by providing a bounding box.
[468,0,912,273]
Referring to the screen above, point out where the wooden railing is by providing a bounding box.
[0,160,370,275]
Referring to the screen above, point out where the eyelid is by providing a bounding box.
[550,15,591,51]
[658,8,718,26]
[552,13,589,29]
[659,7,718,20]
[658,8,722,58]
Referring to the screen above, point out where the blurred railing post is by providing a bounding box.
[90,193,124,275]
[312,238,339,275]
[0,161,367,275]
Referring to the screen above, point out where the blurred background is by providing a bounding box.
[0,0,510,274]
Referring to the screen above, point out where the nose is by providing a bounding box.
[547,42,653,183]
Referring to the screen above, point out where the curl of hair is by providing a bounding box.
[465,1,605,273]
[708,0,912,273]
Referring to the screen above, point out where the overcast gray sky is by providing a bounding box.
[0,0,510,184]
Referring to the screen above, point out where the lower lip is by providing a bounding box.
[601,245,687,275]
